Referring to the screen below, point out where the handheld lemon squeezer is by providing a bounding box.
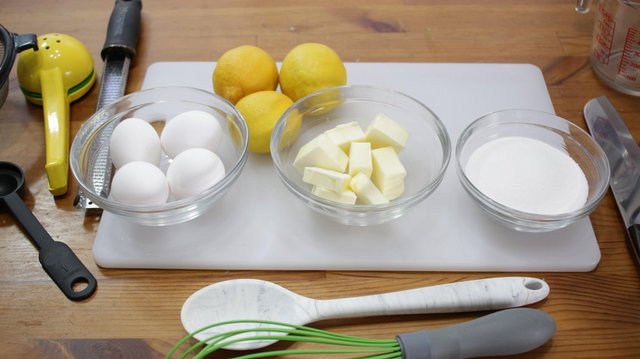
[17,33,95,196]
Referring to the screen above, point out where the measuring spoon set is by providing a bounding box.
[0,162,96,300]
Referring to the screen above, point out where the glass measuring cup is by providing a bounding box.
[577,0,640,96]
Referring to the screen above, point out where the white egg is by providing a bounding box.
[110,117,162,169]
[110,161,169,205]
[160,110,223,159]
[166,148,226,200]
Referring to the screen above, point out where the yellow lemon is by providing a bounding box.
[213,45,279,104]
[235,91,294,154]
[279,43,347,102]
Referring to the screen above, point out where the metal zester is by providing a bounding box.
[74,0,142,210]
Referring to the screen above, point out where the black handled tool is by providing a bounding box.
[0,161,97,300]
[74,0,142,209]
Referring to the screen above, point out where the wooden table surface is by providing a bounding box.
[1,1,639,358]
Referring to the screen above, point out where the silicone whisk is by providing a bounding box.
[167,308,556,359]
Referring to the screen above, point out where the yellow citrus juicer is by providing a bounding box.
[17,33,95,196]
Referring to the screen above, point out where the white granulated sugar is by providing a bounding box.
[465,136,588,215]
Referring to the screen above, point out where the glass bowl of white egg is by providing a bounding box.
[270,85,451,226]
[455,109,610,232]
[70,86,248,226]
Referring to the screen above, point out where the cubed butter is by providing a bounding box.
[348,142,373,177]
[381,180,405,201]
[372,146,407,200]
[365,114,409,151]
[349,172,389,205]
[303,167,351,192]
[312,186,357,205]
[324,121,366,152]
[293,133,348,173]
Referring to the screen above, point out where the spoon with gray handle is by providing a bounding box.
[181,277,549,350]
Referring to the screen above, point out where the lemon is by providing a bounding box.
[213,45,279,104]
[279,43,347,102]
[235,91,294,154]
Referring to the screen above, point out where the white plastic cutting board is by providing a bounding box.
[92,62,601,271]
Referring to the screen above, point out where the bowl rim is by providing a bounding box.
[270,84,452,214]
[454,108,611,224]
[70,85,249,215]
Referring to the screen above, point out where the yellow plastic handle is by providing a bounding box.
[40,67,70,196]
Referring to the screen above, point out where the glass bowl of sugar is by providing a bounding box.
[455,109,610,232]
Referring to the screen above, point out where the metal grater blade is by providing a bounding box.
[74,55,131,210]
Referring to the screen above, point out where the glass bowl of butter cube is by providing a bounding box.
[270,85,451,226]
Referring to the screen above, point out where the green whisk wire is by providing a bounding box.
[167,319,402,359]
[232,348,403,359]
[199,333,400,358]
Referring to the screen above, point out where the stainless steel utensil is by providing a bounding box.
[584,96,640,270]
[74,0,142,210]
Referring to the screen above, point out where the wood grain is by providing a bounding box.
[1,0,640,358]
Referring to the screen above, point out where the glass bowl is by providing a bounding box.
[70,86,248,226]
[270,85,451,226]
[456,109,610,232]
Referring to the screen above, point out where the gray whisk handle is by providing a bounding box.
[396,308,556,359]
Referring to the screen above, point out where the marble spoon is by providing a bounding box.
[181,276,549,350]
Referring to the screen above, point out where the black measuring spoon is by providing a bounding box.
[0,161,97,300]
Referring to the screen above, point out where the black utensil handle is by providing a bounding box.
[14,33,38,52]
[3,192,52,250]
[628,224,640,270]
[39,241,98,301]
[3,193,97,301]
[101,0,142,60]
